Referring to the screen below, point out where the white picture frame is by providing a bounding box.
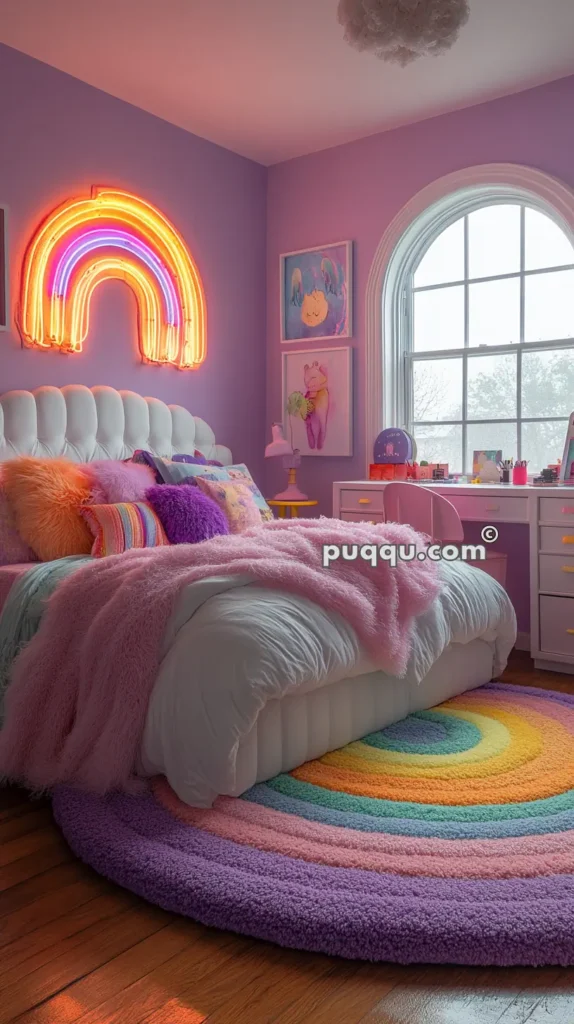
[280,240,352,343]
[282,346,353,457]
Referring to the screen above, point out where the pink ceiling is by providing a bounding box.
[1,0,573,164]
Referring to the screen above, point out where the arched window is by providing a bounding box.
[367,167,574,475]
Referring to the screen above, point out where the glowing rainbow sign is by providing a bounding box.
[19,187,206,369]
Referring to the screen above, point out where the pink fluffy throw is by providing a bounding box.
[0,518,441,794]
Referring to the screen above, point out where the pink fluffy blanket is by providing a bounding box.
[0,518,441,794]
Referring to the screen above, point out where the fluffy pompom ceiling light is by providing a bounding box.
[337,0,470,66]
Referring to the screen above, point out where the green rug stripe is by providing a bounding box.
[265,773,574,822]
[362,709,482,754]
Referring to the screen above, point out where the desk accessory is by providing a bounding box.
[373,428,415,464]
[533,467,559,486]
[370,427,417,481]
[473,449,502,483]
[412,461,449,481]
[513,463,528,485]
[369,463,408,480]
[498,459,513,484]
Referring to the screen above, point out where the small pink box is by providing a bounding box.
[513,466,528,485]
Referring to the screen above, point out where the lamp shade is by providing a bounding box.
[265,423,293,458]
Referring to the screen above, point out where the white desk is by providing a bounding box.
[333,480,574,674]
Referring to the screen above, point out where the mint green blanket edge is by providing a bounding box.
[0,556,92,726]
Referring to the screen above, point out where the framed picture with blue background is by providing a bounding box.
[280,240,352,343]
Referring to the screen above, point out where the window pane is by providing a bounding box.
[521,349,574,418]
[525,269,574,342]
[525,208,574,272]
[414,218,464,288]
[413,285,464,352]
[413,358,462,421]
[412,424,462,473]
[467,353,517,420]
[466,422,517,474]
[468,277,520,347]
[522,420,567,475]
[468,205,520,280]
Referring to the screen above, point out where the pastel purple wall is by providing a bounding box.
[267,74,574,633]
[266,75,574,510]
[0,43,267,480]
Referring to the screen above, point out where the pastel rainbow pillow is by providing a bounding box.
[195,478,262,533]
[81,502,169,558]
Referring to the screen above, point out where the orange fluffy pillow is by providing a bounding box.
[2,457,94,561]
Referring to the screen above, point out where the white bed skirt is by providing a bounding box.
[231,637,495,795]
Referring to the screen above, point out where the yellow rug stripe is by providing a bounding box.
[319,707,540,780]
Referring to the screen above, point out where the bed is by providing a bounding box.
[0,384,517,807]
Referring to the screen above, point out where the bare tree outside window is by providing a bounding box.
[402,203,574,473]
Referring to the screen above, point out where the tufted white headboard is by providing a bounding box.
[0,385,232,466]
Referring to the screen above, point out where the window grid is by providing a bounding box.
[403,203,574,474]
[462,214,469,471]
[517,205,525,462]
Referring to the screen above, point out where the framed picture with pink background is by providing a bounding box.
[282,346,353,457]
[280,241,352,342]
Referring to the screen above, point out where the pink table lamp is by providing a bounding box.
[265,423,308,501]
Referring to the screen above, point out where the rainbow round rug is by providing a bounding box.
[52,683,574,966]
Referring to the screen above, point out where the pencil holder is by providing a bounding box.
[513,466,528,485]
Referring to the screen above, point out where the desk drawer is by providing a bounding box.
[340,511,384,524]
[539,526,574,553]
[540,595,574,657]
[446,494,528,523]
[539,554,574,595]
[339,489,385,513]
[539,497,574,524]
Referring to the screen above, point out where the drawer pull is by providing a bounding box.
[567,630,574,635]
[562,566,574,573]
[563,508,574,514]
[563,536,574,544]
[486,506,500,512]
[358,498,371,505]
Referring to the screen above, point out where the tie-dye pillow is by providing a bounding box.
[81,502,169,558]
[195,478,262,534]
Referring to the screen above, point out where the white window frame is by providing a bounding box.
[365,165,574,476]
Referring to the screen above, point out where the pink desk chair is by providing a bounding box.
[383,482,507,587]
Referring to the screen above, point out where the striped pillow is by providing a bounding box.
[81,502,169,557]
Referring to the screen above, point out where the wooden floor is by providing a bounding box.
[2,651,574,1023]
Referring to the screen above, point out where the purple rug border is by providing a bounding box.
[52,791,574,967]
[50,682,574,967]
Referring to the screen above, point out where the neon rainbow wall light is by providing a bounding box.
[20,187,207,369]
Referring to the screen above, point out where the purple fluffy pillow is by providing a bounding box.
[145,483,229,544]
[86,460,156,505]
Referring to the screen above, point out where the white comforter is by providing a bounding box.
[138,560,516,807]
